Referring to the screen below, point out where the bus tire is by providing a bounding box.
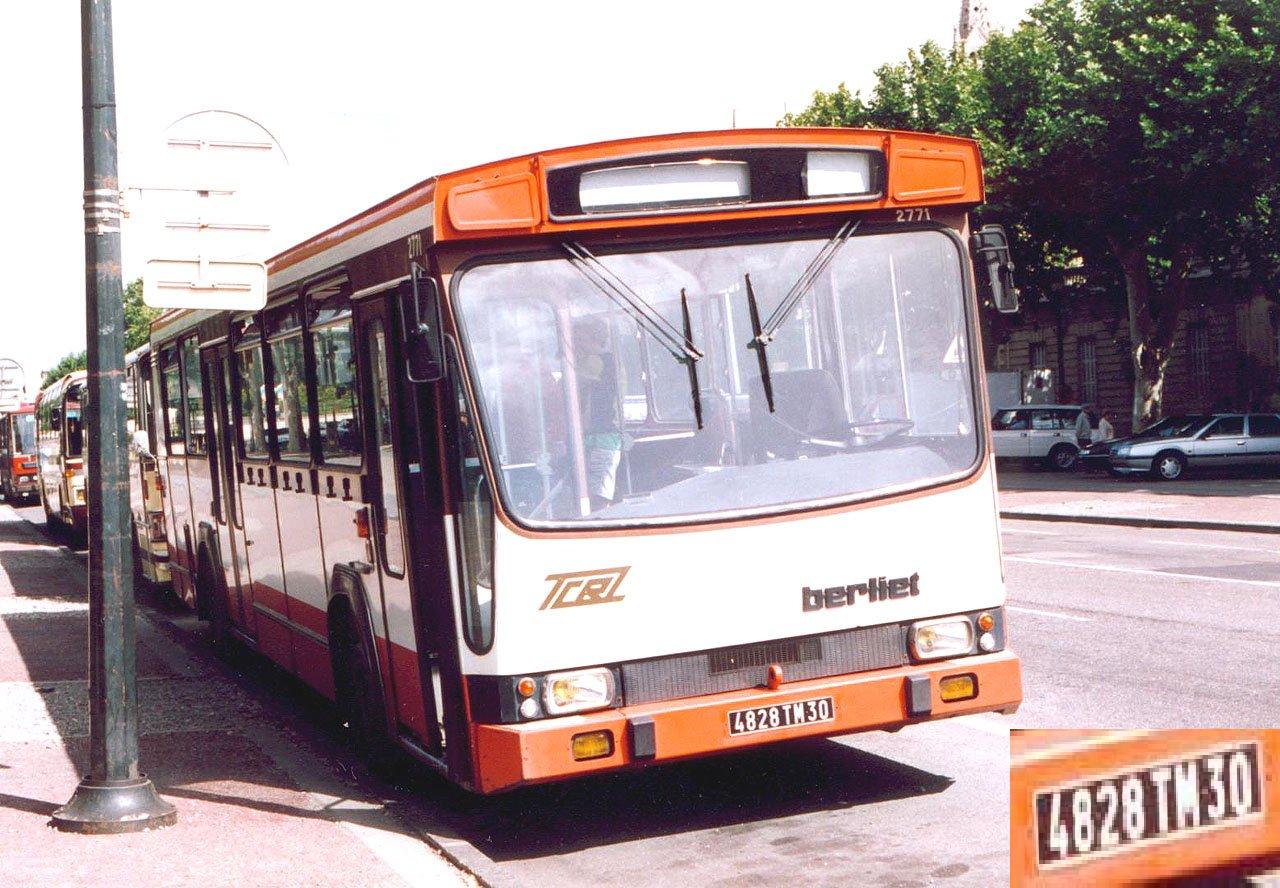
[131,536,151,594]
[328,599,395,770]
[195,550,231,653]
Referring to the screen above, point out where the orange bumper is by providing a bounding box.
[1011,730,1280,886]
[471,649,1021,793]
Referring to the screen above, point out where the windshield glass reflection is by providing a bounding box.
[453,229,979,527]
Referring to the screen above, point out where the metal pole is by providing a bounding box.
[52,0,176,833]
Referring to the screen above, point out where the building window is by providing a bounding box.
[1077,338,1097,405]
[1190,324,1209,394]
[1030,341,1047,369]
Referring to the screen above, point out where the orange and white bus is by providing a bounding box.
[126,345,171,588]
[0,403,38,504]
[35,371,88,537]
[144,128,1023,792]
[1012,729,1280,885]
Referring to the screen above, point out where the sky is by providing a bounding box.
[0,0,1035,392]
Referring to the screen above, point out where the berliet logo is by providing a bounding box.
[803,573,920,611]
[540,566,630,610]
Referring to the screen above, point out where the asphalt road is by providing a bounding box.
[1001,517,1280,729]
[21,496,1279,886]
[11,503,1011,888]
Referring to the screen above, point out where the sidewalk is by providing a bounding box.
[997,469,1280,534]
[0,506,474,888]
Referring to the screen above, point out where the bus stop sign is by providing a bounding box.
[144,257,265,311]
[137,110,285,311]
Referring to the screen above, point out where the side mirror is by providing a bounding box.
[971,224,1019,314]
[400,263,445,383]
[50,408,62,431]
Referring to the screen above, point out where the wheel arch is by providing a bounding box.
[327,564,393,733]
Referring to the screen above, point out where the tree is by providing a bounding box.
[785,0,1280,429]
[40,351,87,390]
[40,278,159,389]
[123,277,161,353]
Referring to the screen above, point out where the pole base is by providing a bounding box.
[50,775,177,834]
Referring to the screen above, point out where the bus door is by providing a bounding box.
[355,292,456,764]
[203,346,254,636]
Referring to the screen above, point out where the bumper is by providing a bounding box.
[1078,453,1110,471]
[1012,729,1280,886]
[471,649,1022,793]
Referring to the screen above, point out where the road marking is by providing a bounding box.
[1007,605,1092,622]
[1148,538,1278,553]
[1005,555,1280,588]
[999,526,1061,536]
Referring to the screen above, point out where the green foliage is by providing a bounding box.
[784,0,1280,426]
[40,278,158,390]
[124,277,161,353]
[40,351,87,390]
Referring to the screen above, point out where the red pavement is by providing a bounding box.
[0,507,471,888]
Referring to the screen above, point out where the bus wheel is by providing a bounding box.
[329,605,394,768]
[195,555,230,653]
[132,537,151,593]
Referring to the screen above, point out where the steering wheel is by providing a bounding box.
[849,417,916,441]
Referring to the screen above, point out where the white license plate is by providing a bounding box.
[1036,742,1263,868]
[727,696,834,736]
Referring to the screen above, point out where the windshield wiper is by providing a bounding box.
[563,241,704,428]
[744,273,774,413]
[745,220,859,414]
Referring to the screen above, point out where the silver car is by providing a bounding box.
[1108,412,1280,480]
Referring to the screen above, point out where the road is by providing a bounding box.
[9,503,1011,888]
[1001,517,1280,729]
[16,497,1279,886]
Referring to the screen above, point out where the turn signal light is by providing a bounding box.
[571,730,614,761]
[354,507,370,539]
[939,674,977,702]
[976,612,995,632]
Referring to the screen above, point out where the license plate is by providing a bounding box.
[1036,742,1263,868]
[727,696,835,736]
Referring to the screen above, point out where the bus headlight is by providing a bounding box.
[542,667,616,716]
[910,617,975,660]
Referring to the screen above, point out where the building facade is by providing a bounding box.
[989,274,1280,435]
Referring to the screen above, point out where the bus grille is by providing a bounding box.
[620,623,906,706]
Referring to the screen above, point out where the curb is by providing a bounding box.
[1000,510,1280,535]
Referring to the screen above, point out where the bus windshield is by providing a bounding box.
[13,414,35,453]
[453,227,979,527]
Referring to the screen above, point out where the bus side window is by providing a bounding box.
[267,302,312,462]
[366,322,405,575]
[312,313,361,466]
[234,344,270,458]
[448,344,494,653]
[161,345,186,456]
[182,337,206,456]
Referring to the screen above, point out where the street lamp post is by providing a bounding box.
[50,0,176,833]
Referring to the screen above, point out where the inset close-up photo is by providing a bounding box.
[1012,730,1280,886]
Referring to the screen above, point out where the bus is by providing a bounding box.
[1012,729,1279,885]
[144,128,1023,793]
[127,345,171,588]
[0,403,38,504]
[35,371,88,537]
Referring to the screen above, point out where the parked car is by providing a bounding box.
[1100,412,1280,480]
[991,404,1086,470]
